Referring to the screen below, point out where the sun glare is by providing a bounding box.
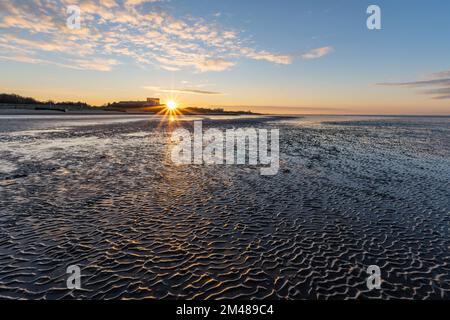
[167,100,177,111]
[156,99,182,125]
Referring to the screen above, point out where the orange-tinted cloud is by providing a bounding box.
[0,0,293,72]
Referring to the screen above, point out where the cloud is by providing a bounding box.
[376,72,450,100]
[124,0,165,7]
[421,87,450,94]
[377,79,450,87]
[301,46,334,60]
[0,0,292,73]
[196,59,236,72]
[70,58,120,71]
[143,86,222,95]
[242,48,293,65]
[421,87,450,100]
[433,95,450,100]
[0,54,48,65]
[0,54,118,71]
[427,69,450,79]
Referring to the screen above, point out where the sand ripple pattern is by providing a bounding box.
[0,116,449,299]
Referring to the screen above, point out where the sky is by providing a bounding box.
[0,0,450,115]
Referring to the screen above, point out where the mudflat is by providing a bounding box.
[0,115,449,299]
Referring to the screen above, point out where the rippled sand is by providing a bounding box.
[0,115,449,299]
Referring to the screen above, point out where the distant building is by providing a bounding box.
[114,98,161,108]
[147,98,160,106]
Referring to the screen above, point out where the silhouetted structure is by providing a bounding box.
[112,98,161,108]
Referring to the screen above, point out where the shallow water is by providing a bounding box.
[0,115,449,299]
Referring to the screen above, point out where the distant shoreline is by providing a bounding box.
[0,93,259,116]
[1,105,448,118]
[0,107,122,115]
[0,105,261,116]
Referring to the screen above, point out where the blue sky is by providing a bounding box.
[0,0,449,114]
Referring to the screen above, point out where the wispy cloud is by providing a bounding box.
[124,0,165,7]
[193,59,236,73]
[428,69,450,79]
[0,54,119,71]
[242,48,293,65]
[421,87,450,100]
[143,86,223,95]
[71,58,121,72]
[377,71,450,100]
[301,46,334,60]
[377,79,450,87]
[0,0,292,72]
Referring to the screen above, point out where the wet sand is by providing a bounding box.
[0,115,449,299]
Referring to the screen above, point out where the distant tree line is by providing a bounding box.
[0,93,91,108]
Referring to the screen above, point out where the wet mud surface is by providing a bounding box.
[0,116,449,299]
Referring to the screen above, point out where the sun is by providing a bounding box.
[167,100,177,111]
[156,99,182,125]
